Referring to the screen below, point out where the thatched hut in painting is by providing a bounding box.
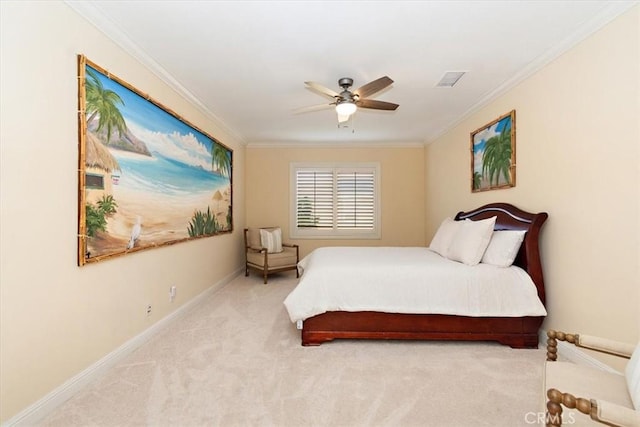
[84,133,121,204]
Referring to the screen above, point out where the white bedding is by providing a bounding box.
[283,246,547,323]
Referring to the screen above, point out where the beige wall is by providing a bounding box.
[0,2,246,421]
[1,1,637,421]
[246,145,426,257]
[426,6,640,367]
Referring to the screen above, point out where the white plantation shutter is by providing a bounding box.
[291,163,380,239]
[295,170,334,228]
[336,170,375,230]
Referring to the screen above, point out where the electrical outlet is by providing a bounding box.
[146,304,152,316]
[169,286,176,302]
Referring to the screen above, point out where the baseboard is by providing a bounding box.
[538,329,620,374]
[3,268,243,427]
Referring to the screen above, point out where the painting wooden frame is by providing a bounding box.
[77,55,233,266]
[470,110,516,192]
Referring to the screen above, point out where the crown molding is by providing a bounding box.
[425,1,639,145]
[246,140,425,149]
[64,0,247,145]
[64,0,637,148]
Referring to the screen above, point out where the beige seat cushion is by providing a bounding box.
[544,361,634,425]
[246,246,298,269]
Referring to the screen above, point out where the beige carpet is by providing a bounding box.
[41,274,546,426]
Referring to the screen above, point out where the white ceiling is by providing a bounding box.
[67,1,636,146]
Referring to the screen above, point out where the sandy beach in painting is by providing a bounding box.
[115,184,230,240]
[86,182,231,258]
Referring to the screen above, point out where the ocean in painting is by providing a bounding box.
[111,149,227,197]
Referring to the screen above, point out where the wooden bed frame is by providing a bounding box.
[300,203,549,348]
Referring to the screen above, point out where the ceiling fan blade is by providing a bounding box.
[304,81,340,98]
[356,99,399,111]
[353,76,394,99]
[293,103,334,114]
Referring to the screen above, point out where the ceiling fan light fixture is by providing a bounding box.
[302,76,397,122]
[335,100,357,116]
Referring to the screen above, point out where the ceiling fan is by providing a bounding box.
[300,76,399,123]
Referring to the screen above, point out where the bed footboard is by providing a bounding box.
[301,311,544,348]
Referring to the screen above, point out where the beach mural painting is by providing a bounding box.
[470,110,516,193]
[77,55,232,266]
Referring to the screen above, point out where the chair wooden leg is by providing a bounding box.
[263,269,268,284]
[546,388,594,427]
[546,393,563,426]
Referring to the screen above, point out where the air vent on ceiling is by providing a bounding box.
[436,71,466,88]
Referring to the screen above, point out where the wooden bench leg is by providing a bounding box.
[547,388,594,427]
[546,390,563,426]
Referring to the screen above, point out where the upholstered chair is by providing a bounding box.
[244,227,299,284]
[545,329,640,426]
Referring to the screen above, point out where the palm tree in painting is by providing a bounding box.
[473,171,482,190]
[211,142,231,177]
[85,68,127,145]
[482,125,512,186]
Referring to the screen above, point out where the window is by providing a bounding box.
[290,163,380,239]
[85,173,105,189]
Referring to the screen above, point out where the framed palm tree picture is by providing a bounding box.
[470,110,516,192]
[77,55,233,266]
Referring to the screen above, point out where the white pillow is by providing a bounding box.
[260,228,283,253]
[447,216,497,266]
[428,217,462,257]
[481,230,526,267]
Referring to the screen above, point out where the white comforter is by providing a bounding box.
[283,246,547,323]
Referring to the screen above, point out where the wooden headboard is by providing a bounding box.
[454,203,549,305]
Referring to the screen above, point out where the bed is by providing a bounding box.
[283,203,548,348]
